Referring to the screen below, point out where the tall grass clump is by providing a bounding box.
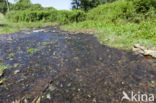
[57,10,86,24]
[6,10,86,24]
[6,10,58,22]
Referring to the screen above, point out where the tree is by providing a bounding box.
[11,0,32,10]
[71,0,116,11]
[72,0,81,10]
[16,0,31,4]
[10,0,44,11]
[6,0,9,12]
[80,0,90,11]
[71,0,103,11]
[0,0,7,13]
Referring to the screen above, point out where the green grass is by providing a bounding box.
[0,21,57,34]
[0,14,57,34]
[62,19,156,50]
[62,0,156,50]
[0,9,86,34]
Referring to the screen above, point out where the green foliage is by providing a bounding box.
[10,0,43,11]
[3,0,156,50]
[6,10,86,24]
[87,0,156,22]
[0,0,7,14]
[63,0,156,49]
[44,7,56,10]
[10,0,31,10]
[132,0,156,13]
[71,0,102,11]
[87,1,131,21]
[8,0,56,12]
[0,21,55,34]
[71,0,116,11]
[6,10,56,22]
[57,10,86,24]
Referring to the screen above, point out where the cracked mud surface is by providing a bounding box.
[0,27,156,103]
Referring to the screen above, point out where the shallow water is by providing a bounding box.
[0,27,155,103]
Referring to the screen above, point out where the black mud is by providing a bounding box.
[0,27,156,103]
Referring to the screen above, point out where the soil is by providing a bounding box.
[0,27,156,103]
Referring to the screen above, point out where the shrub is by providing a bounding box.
[87,0,156,22]
[57,10,86,24]
[132,0,156,13]
[87,0,136,21]
[6,10,58,22]
[6,10,86,24]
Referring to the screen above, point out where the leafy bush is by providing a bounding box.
[87,0,156,22]
[6,10,56,22]
[57,10,86,24]
[132,0,156,13]
[10,3,44,11]
[6,10,86,24]
[87,0,135,21]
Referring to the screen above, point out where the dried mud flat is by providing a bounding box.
[0,27,156,103]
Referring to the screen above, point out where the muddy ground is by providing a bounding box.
[0,27,156,103]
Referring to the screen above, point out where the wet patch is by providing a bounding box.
[0,27,155,103]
